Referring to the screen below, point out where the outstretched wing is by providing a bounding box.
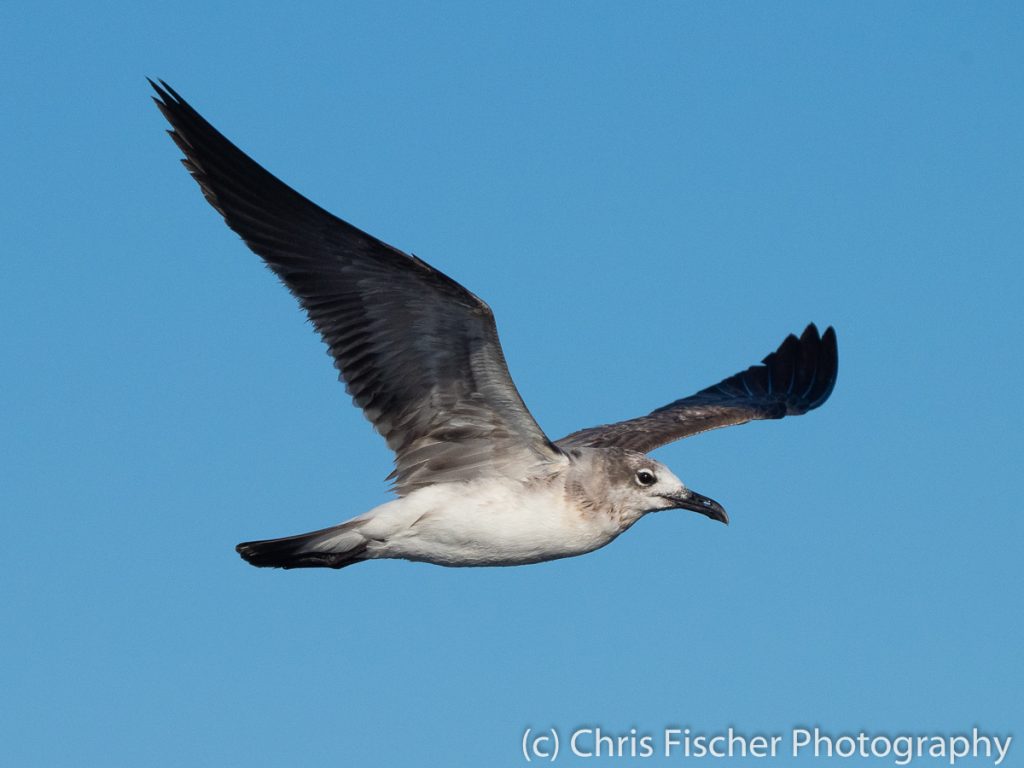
[556,324,837,453]
[151,80,560,494]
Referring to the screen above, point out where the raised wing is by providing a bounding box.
[151,80,560,494]
[557,324,837,453]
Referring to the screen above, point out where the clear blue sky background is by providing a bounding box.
[2,2,1021,766]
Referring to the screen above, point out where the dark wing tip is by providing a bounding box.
[556,323,839,452]
[809,324,838,410]
[769,322,838,415]
[148,77,176,100]
[713,322,837,419]
[148,78,179,112]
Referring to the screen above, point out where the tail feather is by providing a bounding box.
[236,520,369,569]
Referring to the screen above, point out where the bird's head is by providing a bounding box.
[602,450,729,525]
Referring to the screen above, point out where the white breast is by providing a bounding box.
[361,478,627,567]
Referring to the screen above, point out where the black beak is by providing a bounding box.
[660,489,729,525]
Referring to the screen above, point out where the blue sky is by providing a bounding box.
[2,2,1021,766]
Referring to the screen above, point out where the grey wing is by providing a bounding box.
[556,324,837,453]
[152,80,561,494]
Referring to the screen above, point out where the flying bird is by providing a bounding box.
[151,80,838,570]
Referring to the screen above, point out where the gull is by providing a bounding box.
[151,80,838,571]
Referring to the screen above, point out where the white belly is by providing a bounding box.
[360,480,625,567]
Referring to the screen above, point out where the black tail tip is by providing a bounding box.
[235,538,363,570]
[236,540,284,568]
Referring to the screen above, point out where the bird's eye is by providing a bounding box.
[635,469,657,487]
